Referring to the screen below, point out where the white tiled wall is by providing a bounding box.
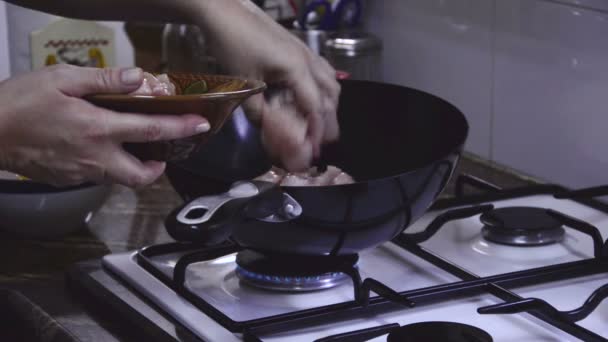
[367,0,608,188]
[492,0,608,187]
[100,21,136,68]
[365,0,494,159]
[0,2,10,81]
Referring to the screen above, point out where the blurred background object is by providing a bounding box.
[291,0,383,81]
[123,22,164,73]
[5,4,132,76]
[30,19,115,70]
[323,30,382,81]
[161,24,219,74]
[0,2,10,81]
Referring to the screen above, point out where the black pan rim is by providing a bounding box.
[167,142,466,191]
[167,79,470,189]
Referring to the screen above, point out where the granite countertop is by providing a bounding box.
[0,154,538,342]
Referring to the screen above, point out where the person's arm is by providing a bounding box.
[0,65,209,187]
[4,0,196,23]
[4,0,340,172]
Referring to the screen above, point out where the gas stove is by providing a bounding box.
[69,174,608,341]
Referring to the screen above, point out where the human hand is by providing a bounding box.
[194,0,341,171]
[0,65,209,187]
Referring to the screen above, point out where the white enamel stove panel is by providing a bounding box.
[513,273,608,338]
[406,195,608,277]
[104,250,573,342]
[102,193,608,341]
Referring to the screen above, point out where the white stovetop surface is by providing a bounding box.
[408,194,608,277]
[103,194,608,341]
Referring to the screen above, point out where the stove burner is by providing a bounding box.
[387,322,493,342]
[235,250,358,292]
[480,207,565,246]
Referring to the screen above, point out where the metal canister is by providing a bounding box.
[290,29,329,56]
[323,31,383,82]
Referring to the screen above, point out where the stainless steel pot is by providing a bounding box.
[323,31,383,82]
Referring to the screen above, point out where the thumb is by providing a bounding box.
[55,65,144,97]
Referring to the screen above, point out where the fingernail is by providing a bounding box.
[121,67,143,85]
[195,122,211,133]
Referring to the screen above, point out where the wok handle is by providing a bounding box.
[165,180,302,245]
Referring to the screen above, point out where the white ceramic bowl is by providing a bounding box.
[0,173,111,238]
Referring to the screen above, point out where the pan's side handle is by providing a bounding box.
[165,181,303,245]
[165,181,273,244]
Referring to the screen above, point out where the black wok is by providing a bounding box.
[165,80,468,256]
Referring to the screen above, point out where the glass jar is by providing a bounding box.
[323,31,383,82]
[162,24,219,74]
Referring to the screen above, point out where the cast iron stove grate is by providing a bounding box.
[117,174,608,341]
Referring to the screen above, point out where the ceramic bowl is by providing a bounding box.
[87,73,266,161]
[0,175,111,238]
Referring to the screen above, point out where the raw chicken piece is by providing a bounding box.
[282,166,338,187]
[331,170,355,185]
[255,165,355,187]
[280,172,312,187]
[254,166,286,184]
[130,72,176,96]
[155,74,177,95]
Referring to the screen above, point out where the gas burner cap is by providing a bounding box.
[387,322,493,342]
[480,207,565,246]
[235,250,358,292]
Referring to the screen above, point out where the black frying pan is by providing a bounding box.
[165,80,468,256]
